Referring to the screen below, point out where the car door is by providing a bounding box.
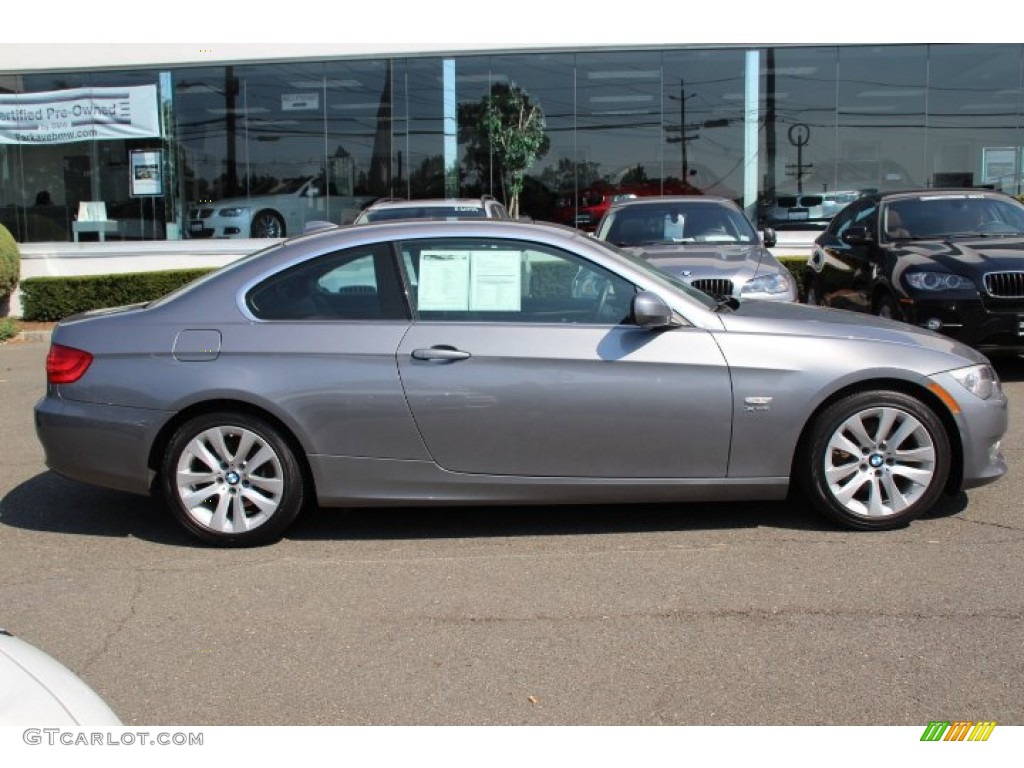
[242,241,424,460]
[394,236,733,479]
[810,199,879,312]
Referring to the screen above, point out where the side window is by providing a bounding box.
[398,238,636,325]
[246,243,406,320]
[489,202,510,219]
[832,201,877,240]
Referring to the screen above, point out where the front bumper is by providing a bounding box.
[902,296,1024,353]
[186,212,251,239]
[929,369,1009,491]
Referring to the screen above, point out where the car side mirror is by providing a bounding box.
[306,186,322,198]
[760,227,777,248]
[842,226,872,245]
[632,291,679,329]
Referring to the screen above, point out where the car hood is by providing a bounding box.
[636,243,780,278]
[889,238,1024,275]
[718,299,989,366]
[0,630,121,725]
[204,192,294,209]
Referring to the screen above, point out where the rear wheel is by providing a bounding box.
[801,391,950,530]
[160,412,305,546]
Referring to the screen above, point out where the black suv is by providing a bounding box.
[805,189,1024,354]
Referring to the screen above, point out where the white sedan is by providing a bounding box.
[186,177,373,239]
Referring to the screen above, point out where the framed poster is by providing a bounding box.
[130,149,163,197]
[982,147,1017,186]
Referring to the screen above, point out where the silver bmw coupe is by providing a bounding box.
[35,219,1008,546]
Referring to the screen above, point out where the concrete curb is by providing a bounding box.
[13,330,52,344]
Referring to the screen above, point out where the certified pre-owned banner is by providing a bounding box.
[0,85,160,145]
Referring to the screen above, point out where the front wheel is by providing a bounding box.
[804,281,823,306]
[160,412,306,546]
[250,210,285,238]
[800,391,951,530]
[874,292,902,321]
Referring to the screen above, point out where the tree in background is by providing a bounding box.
[538,158,608,195]
[459,83,549,218]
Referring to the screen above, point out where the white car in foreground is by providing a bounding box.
[0,628,120,725]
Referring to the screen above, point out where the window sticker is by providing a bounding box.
[418,251,471,310]
[417,249,524,312]
[469,251,522,311]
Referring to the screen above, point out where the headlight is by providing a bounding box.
[741,273,792,295]
[218,207,249,217]
[950,364,1000,400]
[905,271,974,291]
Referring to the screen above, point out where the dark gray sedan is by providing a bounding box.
[35,219,1007,546]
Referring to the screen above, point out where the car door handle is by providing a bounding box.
[411,346,472,361]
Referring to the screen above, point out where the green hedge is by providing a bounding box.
[19,269,214,322]
[0,223,19,308]
[0,317,17,342]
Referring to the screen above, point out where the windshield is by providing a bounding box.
[597,202,759,246]
[883,194,1024,240]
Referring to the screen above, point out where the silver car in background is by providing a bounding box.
[595,196,797,303]
[35,219,1007,546]
[353,195,511,223]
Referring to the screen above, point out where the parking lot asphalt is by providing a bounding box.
[1,338,1023,726]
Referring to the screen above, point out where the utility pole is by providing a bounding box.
[666,79,699,180]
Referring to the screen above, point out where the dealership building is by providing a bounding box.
[1,42,1022,246]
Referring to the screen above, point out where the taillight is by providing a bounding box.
[46,343,93,384]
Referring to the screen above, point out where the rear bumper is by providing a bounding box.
[34,395,169,496]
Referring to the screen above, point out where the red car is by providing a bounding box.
[554,181,701,231]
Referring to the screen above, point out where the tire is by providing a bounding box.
[250,210,285,238]
[800,391,950,530]
[805,281,822,306]
[160,412,306,546]
[874,292,902,321]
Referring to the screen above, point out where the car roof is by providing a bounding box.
[867,188,1013,203]
[608,195,735,208]
[364,197,495,210]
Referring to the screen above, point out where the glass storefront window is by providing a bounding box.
[0,68,165,242]
[2,44,1024,243]
[837,45,928,194]
[927,44,1024,195]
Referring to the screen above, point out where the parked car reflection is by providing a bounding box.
[186,177,373,239]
